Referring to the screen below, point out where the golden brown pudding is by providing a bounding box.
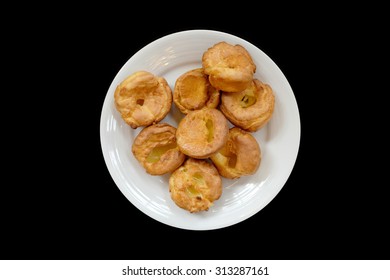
[169,158,222,213]
[173,68,220,114]
[210,127,261,179]
[220,79,275,132]
[202,41,256,92]
[176,108,229,159]
[114,71,172,128]
[132,123,185,175]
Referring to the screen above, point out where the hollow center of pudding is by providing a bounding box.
[220,141,238,168]
[146,143,177,163]
[180,75,208,109]
[205,119,214,142]
[228,153,237,168]
[186,173,206,199]
[240,94,256,108]
[193,173,205,185]
[186,173,205,199]
[186,185,202,199]
[136,99,144,106]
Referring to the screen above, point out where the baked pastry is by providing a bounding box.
[169,158,222,213]
[114,71,172,129]
[202,41,256,92]
[210,127,261,179]
[176,108,229,159]
[173,68,220,114]
[220,79,275,132]
[132,123,185,175]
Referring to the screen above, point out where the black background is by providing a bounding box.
[2,6,388,261]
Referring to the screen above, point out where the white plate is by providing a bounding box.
[100,30,300,230]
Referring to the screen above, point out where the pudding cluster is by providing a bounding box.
[114,41,275,213]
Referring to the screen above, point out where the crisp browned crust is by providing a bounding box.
[132,123,186,175]
[202,41,256,92]
[173,68,220,114]
[169,158,222,213]
[220,79,275,132]
[114,71,172,128]
[176,108,229,159]
[210,127,261,179]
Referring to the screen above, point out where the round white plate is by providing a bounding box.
[100,30,300,230]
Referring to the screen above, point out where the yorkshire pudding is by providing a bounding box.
[114,71,172,129]
[173,68,220,114]
[210,127,261,179]
[132,123,185,175]
[176,108,229,159]
[202,41,256,92]
[169,158,222,213]
[220,79,275,132]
